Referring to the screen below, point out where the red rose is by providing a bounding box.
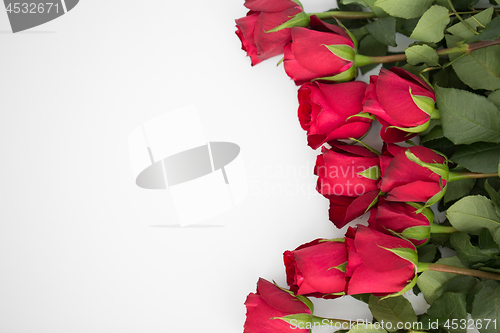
[368,198,433,247]
[244,278,311,333]
[284,16,356,85]
[380,146,448,205]
[284,239,347,298]
[315,141,381,227]
[363,67,436,143]
[298,81,371,149]
[235,0,308,66]
[345,226,417,296]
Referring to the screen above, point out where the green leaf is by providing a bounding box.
[479,228,500,253]
[435,85,500,145]
[374,0,433,19]
[447,7,494,39]
[358,34,388,74]
[421,125,444,143]
[471,280,500,333]
[410,6,450,43]
[357,165,381,180]
[446,195,500,247]
[444,170,476,203]
[363,0,389,18]
[368,295,418,332]
[417,256,467,304]
[467,16,500,43]
[426,292,468,333]
[450,232,499,266]
[488,90,500,109]
[405,45,440,66]
[485,180,500,217]
[418,243,439,263]
[450,44,500,91]
[365,17,397,47]
[451,143,500,174]
[324,44,355,61]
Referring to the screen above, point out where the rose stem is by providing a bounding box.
[448,172,499,182]
[308,11,377,20]
[430,224,457,234]
[354,37,500,66]
[418,262,500,281]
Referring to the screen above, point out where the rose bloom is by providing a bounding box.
[235,0,307,65]
[284,16,356,85]
[368,198,433,247]
[244,278,311,333]
[298,81,371,149]
[363,67,436,143]
[380,145,448,204]
[315,141,381,228]
[345,226,417,296]
[284,239,347,298]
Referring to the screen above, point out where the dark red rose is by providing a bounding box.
[236,0,307,65]
[284,239,347,298]
[368,198,433,247]
[284,16,356,85]
[380,146,448,205]
[363,67,436,143]
[345,226,417,296]
[244,278,311,333]
[298,81,371,149]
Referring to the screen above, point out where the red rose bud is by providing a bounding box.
[244,278,313,333]
[380,146,448,207]
[315,141,382,228]
[235,0,309,66]
[284,16,357,85]
[345,226,418,296]
[368,198,434,247]
[298,81,372,149]
[363,67,436,143]
[284,239,347,298]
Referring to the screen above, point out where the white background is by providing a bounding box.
[2,0,483,332]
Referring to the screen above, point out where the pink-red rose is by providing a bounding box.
[298,81,371,149]
[345,226,417,296]
[236,0,307,66]
[284,16,356,85]
[380,146,448,205]
[284,239,347,298]
[244,278,311,333]
[368,198,433,247]
[363,67,436,143]
[315,141,381,228]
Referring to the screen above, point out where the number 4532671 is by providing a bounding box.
[444,319,497,330]
[6,3,60,14]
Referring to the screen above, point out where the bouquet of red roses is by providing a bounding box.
[236,0,500,332]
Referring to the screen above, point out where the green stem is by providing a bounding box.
[355,38,500,66]
[309,11,377,20]
[418,262,500,281]
[447,0,479,35]
[430,224,457,234]
[448,171,499,182]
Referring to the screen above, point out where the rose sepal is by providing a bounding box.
[313,65,357,83]
[266,11,310,32]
